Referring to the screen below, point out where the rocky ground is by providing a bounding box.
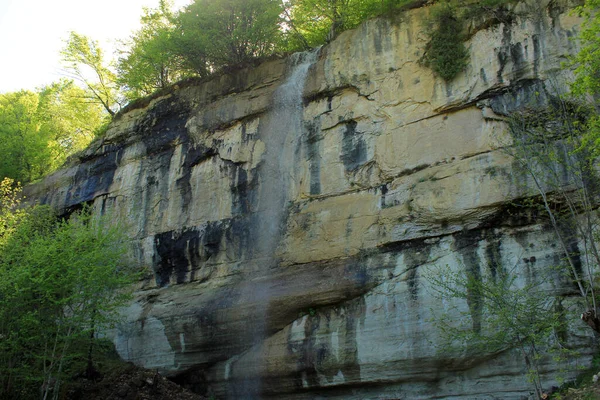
[64,364,206,400]
[550,365,600,400]
[553,384,600,399]
[61,360,600,400]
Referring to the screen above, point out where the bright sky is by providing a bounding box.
[0,0,191,93]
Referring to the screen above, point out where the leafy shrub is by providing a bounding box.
[0,181,138,400]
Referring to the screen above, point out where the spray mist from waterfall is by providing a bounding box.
[231,48,320,399]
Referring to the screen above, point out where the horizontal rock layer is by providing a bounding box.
[27,0,596,398]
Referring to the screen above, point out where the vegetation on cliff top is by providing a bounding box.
[0,0,533,184]
[0,81,107,184]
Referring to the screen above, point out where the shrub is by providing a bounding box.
[0,180,137,400]
[423,4,469,81]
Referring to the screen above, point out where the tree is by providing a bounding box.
[284,0,389,49]
[572,0,600,99]
[505,95,600,335]
[173,0,283,74]
[572,0,600,157]
[0,90,51,183]
[117,0,189,101]
[61,32,122,117]
[0,180,137,400]
[0,81,105,184]
[497,0,600,332]
[37,80,107,159]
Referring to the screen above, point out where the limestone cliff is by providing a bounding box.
[26,0,596,398]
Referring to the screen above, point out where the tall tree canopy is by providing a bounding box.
[112,0,421,98]
[174,0,284,74]
[0,81,105,183]
[37,80,106,155]
[61,32,122,117]
[283,0,408,49]
[286,0,372,47]
[117,0,189,101]
[0,91,51,183]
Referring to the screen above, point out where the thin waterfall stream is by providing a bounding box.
[253,48,320,261]
[232,48,320,399]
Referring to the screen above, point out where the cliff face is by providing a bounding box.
[27,1,595,398]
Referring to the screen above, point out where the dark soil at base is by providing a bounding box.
[65,364,206,400]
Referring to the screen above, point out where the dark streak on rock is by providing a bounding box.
[64,144,122,210]
[454,231,483,334]
[305,119,322,195]
[489,79,549,116]
[484,234,502,280]
[403,245,431,302]
[340,120,367,172]
[152,219,250,287]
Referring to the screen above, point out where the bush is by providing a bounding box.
[422,4,469,81]
[0,180,137,400]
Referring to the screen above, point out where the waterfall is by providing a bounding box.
[232,48,320,399]
[253,49,320,261]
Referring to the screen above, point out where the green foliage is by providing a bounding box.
[0,179,26,241]
[110,0,522,98]
[422,4,469,81]
[117,1,190,101]
[285,0,369,48]
[571,0,600,98]
[458,0,518,21]
[283,0,418,50]
[0,180,137,399]
[0,81,105,183]
[37,80,107,156]
[429,91,600,397]
[173,0,283,75]
[505,96,600,323]
[419,0,518,80]
[0,91,52,184]
[61,32,122,117]
[550,353,600,399]
[113,0,427,93]
[571,0,600,158]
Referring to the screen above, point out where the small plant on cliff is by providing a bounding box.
[0,179,137,400]
[459,0,518,22]
[422,4,469,81]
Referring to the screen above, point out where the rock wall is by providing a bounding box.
[27,1,596,398]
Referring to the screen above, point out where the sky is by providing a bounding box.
[0,0,191,93]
